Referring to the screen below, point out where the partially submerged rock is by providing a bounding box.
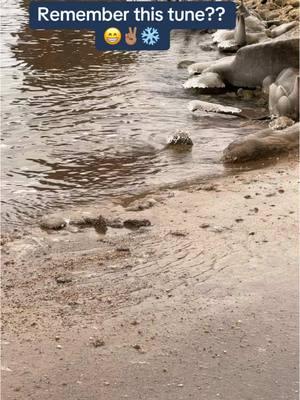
[218,40,240,53]
[167,131,193,147]
[40,216,67,231]
[70,214,99,227]
[40,211,108,233]
[188,100,242,116]
[222,122,299,162]
[70,213,107,233]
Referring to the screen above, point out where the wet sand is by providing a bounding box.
[2,155,299,400]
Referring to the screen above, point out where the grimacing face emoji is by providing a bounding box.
[104,28,122,45]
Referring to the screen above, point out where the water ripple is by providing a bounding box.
[1,0,261,228]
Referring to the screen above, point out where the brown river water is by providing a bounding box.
[1,0,261,229]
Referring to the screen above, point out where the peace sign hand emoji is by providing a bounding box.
[125,27,137,46]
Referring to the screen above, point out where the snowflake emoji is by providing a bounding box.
[141,27,160,46]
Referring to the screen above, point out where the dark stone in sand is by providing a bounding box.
[116,247,130,252]
[132,344,141,350]
[126,199,156,212]
[93,216,108,234]
[90,338,105,348]
[200,223,210,229]
[106,218,124,229]
[197,184,220,192]
[170,230,187,237]
[70,214,107,233]
[124,219,151,229]
[55,274,72,284]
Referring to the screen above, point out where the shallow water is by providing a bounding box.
[1,0,261,228]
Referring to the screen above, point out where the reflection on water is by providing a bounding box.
[1,0,260,228]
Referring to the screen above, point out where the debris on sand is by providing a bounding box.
[55,274,72,284]
[200,223,210,229]
[116,247,130,253]
[197,183,220,192]
[71,214,107,234]
[90,337,105,348]
[126,198,157,212]
[169,230,188,237]
[124,219,151,229]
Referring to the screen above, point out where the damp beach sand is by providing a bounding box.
[1,155,299,400]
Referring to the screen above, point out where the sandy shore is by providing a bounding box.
[1,154,299,400]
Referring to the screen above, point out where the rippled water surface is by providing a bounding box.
[1,0,259,227]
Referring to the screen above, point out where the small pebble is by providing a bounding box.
[200,223,210,229]
[90,337,105,348]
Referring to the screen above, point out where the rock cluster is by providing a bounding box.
[39,212,152,233]
[246,0,300,22]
